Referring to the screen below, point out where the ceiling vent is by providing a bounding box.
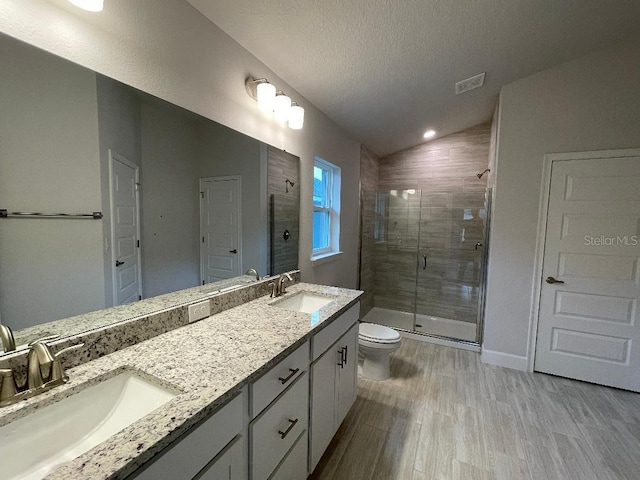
[455,72,486,95]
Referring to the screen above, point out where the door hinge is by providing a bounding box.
[202,236,205,243]
[200,192,204,199]
[202,280,205,286]
[138,295,142,301]
[137,240,140,248]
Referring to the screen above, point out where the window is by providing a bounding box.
[312,157,341,260]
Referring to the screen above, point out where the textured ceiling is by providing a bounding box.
[187,0,640,156]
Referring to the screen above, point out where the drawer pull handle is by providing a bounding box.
[278,368,300,384]
[278,418,299,439]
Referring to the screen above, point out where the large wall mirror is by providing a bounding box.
[0,32,300,354]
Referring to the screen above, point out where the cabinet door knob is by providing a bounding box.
[278,418,299,439]
[278,368,299,385]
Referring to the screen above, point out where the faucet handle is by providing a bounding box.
[0,325,16,353]
[50,343,84,384]
[27,334,60,346]
[0,369,18,405]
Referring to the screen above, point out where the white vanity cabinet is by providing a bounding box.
[249,341,310,480]
[132,392,245,480]
[309,303,359,473]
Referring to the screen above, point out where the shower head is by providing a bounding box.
[477,168,491,179]
[285,178,295,193]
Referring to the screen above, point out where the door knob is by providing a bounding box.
[545,276,564,284]
[229,249,237,254]
[115,260,125,267]
[475,242,483,250]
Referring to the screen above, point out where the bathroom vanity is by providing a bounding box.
[0,281,362,480]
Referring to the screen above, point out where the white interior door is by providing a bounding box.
[109,151,142,305]
[200,176,241,284]
[535,152,640,391]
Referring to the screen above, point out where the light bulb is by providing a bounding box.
[257,82,276,112]
[68,0,103,12]
[288,104,304,130]
[274,93,291,122]
[423,129,436,139]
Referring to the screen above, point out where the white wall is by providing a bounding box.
[0,0,362,289]
[0,35,104,328]
[483,37,640,367]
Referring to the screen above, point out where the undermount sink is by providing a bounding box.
[0,371,176,480]
[274,292,335,313]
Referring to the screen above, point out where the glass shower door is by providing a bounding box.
[371,189,421,331]
[414,190,487,342]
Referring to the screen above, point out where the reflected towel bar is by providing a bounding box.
[0,209,103,219]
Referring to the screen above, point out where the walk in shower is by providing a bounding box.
[359,125,492,345]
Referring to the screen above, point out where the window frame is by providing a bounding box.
[312,157,341,261]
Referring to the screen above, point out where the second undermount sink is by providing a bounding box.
[274,291,335,313]
[0,371,176,480]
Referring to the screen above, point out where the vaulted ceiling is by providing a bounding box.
[187,0,640,156]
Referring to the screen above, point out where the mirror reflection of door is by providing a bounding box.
[200,176,242,284]
[109,150,142,305]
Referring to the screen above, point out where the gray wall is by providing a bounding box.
[484,37,640,363]
[196,120,266,277]
[0,37,104,328]
[139,101,201,298]
[358,145,379,316]
[96,74,142,306]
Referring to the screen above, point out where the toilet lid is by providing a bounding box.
[359,322,401,344]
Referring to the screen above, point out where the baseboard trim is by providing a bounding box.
[481,348,528,371]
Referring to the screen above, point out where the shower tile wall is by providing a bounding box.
[359,146,379,315]
[267,148,300,276]
[375,123,491,322]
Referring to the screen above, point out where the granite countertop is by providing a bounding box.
[0,283,362,480]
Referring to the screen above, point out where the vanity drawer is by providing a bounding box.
[250,340,309,417]
[269,430,308,480]
[311,303,359,361]
[134,392,244,480]
[250,372,309,480]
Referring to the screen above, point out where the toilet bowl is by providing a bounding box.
[358,323,401,381]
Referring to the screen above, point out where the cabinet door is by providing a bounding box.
[196,435,244,480]
[309,345,339,472]
[336,323,358,426]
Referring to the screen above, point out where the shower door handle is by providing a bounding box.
[422,254,427,270]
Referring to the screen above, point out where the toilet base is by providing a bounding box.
[358,343,399,381]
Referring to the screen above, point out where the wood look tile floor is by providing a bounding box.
[309,338,640,480]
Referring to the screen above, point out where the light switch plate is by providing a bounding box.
[188,300,210,323]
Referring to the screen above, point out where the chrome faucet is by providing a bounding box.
[245,268,260,281]
[271,272,293,298]
[0,340,84,407]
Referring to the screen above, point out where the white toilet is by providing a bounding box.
[358,322,402,381]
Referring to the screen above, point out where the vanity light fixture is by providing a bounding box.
[68,0,104,12]
[245,76,304,130]
[288,103,304,130]
[274,91,292,122]
[423,129,436,139]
